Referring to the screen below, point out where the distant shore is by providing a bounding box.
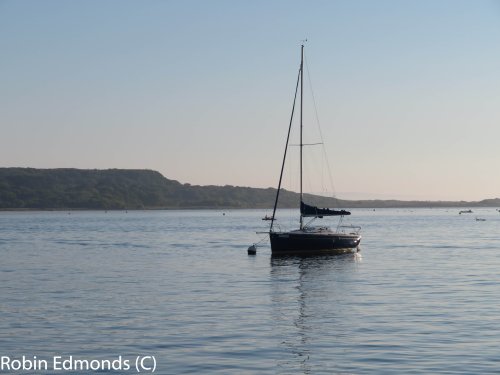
[1,168,499,210]
[1,203,499,211]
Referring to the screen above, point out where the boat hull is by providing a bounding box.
[269,231,361,256]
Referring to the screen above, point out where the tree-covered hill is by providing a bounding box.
[0,168,498,210]
[0,168,178,209]
[0,168,307,209]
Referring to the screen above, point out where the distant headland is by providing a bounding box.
[0,168,498,210]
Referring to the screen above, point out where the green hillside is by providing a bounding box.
[0,168,307,209]
[0,168,499,210]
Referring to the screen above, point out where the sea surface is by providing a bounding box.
[1,208,500,374]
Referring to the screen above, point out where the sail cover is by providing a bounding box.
[300,201,351,217]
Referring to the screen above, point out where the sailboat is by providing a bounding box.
[268,44,361,256]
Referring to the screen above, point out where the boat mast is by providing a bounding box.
[299,44,304,230]
[269,52,301,232]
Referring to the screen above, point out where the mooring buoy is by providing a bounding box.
[247,244,257,255]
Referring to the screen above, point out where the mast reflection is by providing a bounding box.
[269,253,362,374]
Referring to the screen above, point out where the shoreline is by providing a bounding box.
[1,204,499,212]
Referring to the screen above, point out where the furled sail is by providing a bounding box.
[300,201,350,217]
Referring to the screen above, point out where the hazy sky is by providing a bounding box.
[1,0,499,201]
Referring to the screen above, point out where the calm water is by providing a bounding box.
[1,208,500,374]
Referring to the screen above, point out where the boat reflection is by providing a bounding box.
[269,252,362,373]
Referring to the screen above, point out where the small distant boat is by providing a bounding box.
[459,210,473,214]
[262,215,274,221]
[476,217,486,221]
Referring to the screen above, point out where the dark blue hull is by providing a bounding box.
[269,231,361,256]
